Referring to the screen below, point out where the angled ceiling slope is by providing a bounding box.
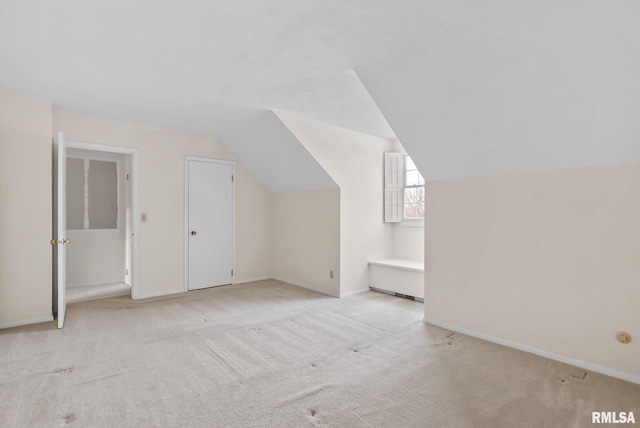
[357,2,640,181]
[216,110,337,193]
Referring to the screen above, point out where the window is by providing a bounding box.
[384,153,424,224]
[402,156,425,221]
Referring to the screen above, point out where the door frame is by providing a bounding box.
[66,140,140,299]
[53,132,67,328]
[184,156,236,292]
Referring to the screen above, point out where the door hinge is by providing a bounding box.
[125,268,129,275]
[126,174,129,181]
[231,269,234,276]
[231,175,234,182]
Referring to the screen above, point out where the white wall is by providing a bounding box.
[424,162,640,379]
[389,139,424,261]
[271,189,340,296]
[53,109,272,299]
[391,225,423,261]
[277,111,393,294]
[66,149,126,287]
[235,163,272,282]
[0,92,53,327]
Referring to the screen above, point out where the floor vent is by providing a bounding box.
[369,287,424,302]
[395,293,415,301]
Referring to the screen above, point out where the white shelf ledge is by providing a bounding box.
[368,258,424,272]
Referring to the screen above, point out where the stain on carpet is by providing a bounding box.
[49,367,74,376]
[63,413,76,424]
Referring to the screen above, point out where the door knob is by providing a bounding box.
[191,231,197,236]
[63,239,71,245]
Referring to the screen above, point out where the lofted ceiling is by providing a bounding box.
[1,1,639,190]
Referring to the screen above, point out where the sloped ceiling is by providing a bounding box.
[357,2,640,180]
[1,1,639,189]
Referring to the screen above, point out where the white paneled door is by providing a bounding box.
[186,158,235,290]
[53,132,68,328]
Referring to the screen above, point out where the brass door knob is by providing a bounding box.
[63,239,71,245]
[191,231,197,236]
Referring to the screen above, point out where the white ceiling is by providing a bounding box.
[1,1,639,189]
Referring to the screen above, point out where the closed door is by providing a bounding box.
[187,159,234,290]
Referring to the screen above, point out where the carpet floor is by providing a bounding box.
[1,279,638,427]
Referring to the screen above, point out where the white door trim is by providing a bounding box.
[66,140,140,299]
[53,132,67,328]
[184,156,236,292]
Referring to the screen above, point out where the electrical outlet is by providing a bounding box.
[616,331,632,344]
[330,270,334,279]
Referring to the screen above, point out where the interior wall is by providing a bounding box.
[276,111,393,294]
[66,149,126,287]
[391,225,424,261]
[424,161,640,378]
[53,109,271,299]
[0,92,53,327]
[235,163,272,282]
[389,139,424,262]
[271,189,340,296]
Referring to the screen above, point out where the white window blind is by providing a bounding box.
[384,152,403,223]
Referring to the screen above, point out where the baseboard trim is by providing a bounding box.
[233,276,272,285]
[423,318,640,385]
[340,287,370,298]
[135,289,185,300]
[67,280,124,289]
[273,277,340,298]
[0,316,54,330]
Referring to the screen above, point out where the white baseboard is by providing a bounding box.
[0,315,54,330]
[135,289,185,300]
[273,277,340,298]
[67,280,124,289]
[423,318,640,385]
[340,287,370,298]
[234,276,272,285]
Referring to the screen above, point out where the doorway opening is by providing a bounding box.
[65,142,139,303]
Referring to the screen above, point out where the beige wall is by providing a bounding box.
[271,189,340,296]
[53,109,271,298]
[424,162,640,378]
[277,111,393,294]
[235,163,272,282]
[0,92,53,327]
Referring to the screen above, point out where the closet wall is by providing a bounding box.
[66,148,127,288]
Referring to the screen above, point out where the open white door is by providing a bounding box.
[53,132,67,328]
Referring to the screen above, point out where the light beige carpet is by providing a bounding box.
[1,279,638,427]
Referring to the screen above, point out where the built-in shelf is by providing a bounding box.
[368,258,424,299]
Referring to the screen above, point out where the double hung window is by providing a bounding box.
[384,153,424,224]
